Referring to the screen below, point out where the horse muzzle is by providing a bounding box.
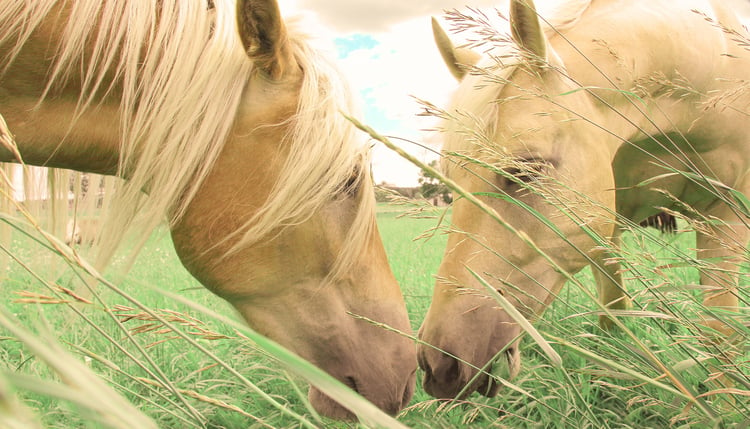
[418,340,521,399]
[308,368,416,420]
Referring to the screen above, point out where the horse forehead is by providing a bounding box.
[493,98,568,141]
[237,73,301,121]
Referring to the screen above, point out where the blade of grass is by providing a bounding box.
[154,287,410,429]
[467,266,562,367]
[0,306,159,429]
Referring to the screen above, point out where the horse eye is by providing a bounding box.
[498,158,550,188]
[504,167,537,184]
[340,165,362,197]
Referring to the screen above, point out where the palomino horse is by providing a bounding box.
[0,0,416,419]
[419,0,749,398]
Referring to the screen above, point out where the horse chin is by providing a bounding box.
[480,346,521,397]
[308,387,356,421]
[308,371,415,420]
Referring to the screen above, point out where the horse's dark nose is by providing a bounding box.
[418,347,466,399]
[419,343,513,399]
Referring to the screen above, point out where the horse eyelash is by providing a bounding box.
[340,165,362,197]
[498,158,551,187]
[504,167,539,184]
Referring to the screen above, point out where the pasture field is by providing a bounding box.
[0,202,748,428]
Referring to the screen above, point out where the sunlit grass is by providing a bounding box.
[376,202,449,332]
[394,220,749,428]
[1,201,748,427]
[0,217,406,428]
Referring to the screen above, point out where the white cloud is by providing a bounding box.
[338,18,456,133]
[335,16,462,186]
[276,1,471,186]
[293,0,500,33]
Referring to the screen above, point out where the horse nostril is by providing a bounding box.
[428,352,460,385]
[344,376,359,393]
[445,356,460,382]
[418,352,431,375]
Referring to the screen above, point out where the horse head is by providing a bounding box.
[0,0,416,420]
[418,0,615,399]
[170,0,417,418]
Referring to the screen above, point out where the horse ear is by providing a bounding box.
[510,0,547,61]
[432,17,481,81]
[236,0,295,79]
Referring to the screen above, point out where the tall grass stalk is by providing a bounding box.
[0,208,407,427]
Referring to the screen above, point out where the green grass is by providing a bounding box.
[376,202,449,332]
[0,221,320,428]
[0,203,748,428]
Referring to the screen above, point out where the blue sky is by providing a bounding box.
[328,25,459,186]
[334,35,380,58]
[333,34,409,162]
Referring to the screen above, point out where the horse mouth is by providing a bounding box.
[307,376,364,420]
[307,372,414,420]
[479,346,520,397]
[309,385,356,420]
[475,372,501,397]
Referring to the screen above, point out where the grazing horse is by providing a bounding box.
[419,0,749,399]
[0,0,416,419]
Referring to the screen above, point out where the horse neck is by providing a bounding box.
[0,2,123,173]
[551,0,748,159]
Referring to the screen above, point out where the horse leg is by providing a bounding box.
[695,204,747,340]
[694,203,748,402]
[592,227,631,330]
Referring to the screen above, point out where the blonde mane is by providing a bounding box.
[0,0,371,275]
[227,30,373,278]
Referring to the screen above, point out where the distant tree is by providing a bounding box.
[375,182,393,203]
[418,160,452,205]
